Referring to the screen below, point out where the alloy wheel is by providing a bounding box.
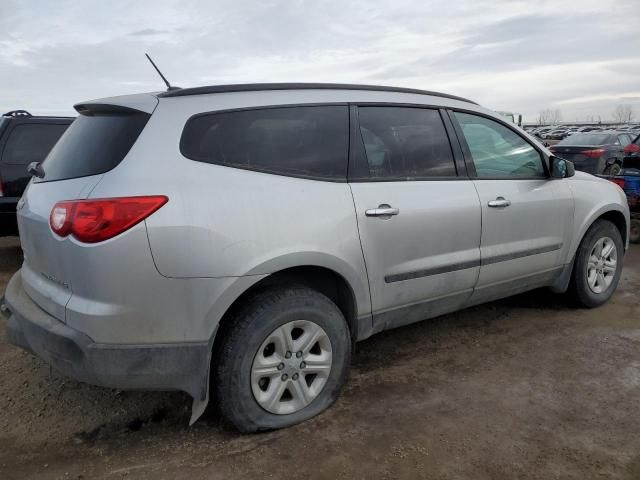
[251,320,333,415]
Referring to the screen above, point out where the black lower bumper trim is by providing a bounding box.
[3,271,211,401]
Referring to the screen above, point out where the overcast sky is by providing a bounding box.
[1,0,639,123]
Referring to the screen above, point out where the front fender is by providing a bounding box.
[567,174,630,259]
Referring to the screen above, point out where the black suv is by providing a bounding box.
[0,110,73,236]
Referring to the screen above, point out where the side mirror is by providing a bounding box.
[550,156,575,178]
[27,161,44,178]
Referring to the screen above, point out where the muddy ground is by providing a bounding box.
[0,236,639,479]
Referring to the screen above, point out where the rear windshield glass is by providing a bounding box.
[180,106,349,180]
[556,133,610,146]
[38,112,149,182]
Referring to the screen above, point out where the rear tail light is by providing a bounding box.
[624,143,640,154]
[582,148,606,158]
[50,196,168,243]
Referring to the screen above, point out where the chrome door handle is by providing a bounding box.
[488,197,511,208]
[365,205,399,217]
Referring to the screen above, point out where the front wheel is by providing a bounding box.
[214,286,351,432]
[569,219,624,308]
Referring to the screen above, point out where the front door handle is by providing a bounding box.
[488,197,511,208]
[365,204,400,217]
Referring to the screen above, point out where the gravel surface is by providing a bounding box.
[1,236,639,479]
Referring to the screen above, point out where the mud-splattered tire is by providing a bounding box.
[214,286,351,433]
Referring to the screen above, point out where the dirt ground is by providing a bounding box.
[1,236,639,480]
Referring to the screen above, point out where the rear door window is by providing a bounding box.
[2,123,68,165]
[354,106,456,179]
[181,106,349,180]
[38,112,150,182]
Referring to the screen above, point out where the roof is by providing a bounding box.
[157,82,478,104]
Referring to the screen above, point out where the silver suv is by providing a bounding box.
[1,83,630,432]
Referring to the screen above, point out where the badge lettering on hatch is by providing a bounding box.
[40,272,69,289]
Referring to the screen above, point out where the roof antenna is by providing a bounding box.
[145,53,180,91]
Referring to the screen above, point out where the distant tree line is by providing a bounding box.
[536,104,635,125]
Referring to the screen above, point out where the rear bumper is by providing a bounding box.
[1,270,210,401]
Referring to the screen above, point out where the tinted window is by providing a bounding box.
[181,106,348,180]
[454,112,544,178]
[356,107,455,179]
[556,133,610,146]
[2,123,68,165]
[39,112,149,182]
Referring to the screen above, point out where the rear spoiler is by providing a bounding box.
[73,93,158,115]
[73,104,146,116]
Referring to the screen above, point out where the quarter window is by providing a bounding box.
[454,112,545,178]
[356,107,456,179]
[181,106,349,180]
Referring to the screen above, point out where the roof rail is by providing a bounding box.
[158,82,478,104]
[2,109,32,117]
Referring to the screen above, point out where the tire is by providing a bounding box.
[630,219,640,244]
[603,162,621,176]
[214,286,351,432]
[569,219,624,308]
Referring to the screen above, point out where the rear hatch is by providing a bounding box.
[17,98,155,322]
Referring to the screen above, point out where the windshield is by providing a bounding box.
[556,133,610,146]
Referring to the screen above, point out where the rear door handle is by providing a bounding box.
[365,204,400,217]
[488,197,511,208]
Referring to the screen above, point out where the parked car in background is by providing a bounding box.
[550,131,633,175]
[624,134,640,158]
[0,110,73,235]
[544,129,568,140]
[578,126,603,133]
[1,83,630,433]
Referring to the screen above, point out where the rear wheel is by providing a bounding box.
[569,219,624,307]
[603,162,621,176]
[214,286,351,432]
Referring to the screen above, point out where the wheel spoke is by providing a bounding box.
[264,378,288,411]
[271,324,295,356]
[601,241,614,259]
[303,352,332,374]
[596,272,605,288]
[593,239,604,258]
[290,377,312,407]
[296,323,323,355]
[252,363,281,377]
[587,269,597,288]
[603,263,617,274]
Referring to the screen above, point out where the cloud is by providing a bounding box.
[0,0,638,122]
[129,28,173,37]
